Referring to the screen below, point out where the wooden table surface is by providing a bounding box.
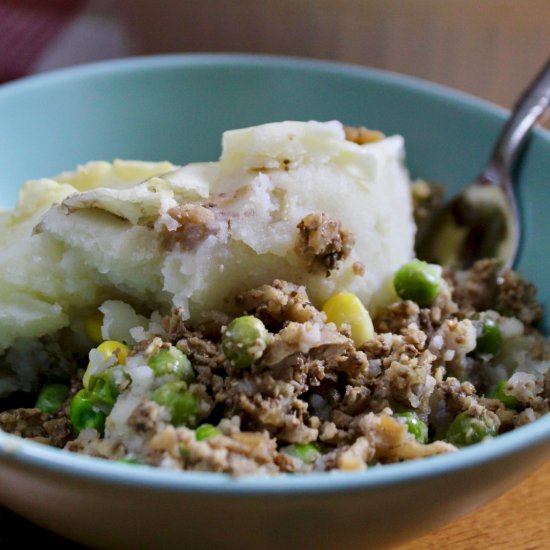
[2,460,550,549]
[398,459,550,550]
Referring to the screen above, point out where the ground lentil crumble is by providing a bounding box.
[1,256,548,475]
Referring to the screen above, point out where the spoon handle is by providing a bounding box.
[486,56,550,181]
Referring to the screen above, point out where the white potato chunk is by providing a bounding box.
[0,121,415,362]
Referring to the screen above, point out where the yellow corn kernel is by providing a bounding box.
[337,452,366,471]
[85,311,104,344]
[322,292,374,346]
[97,341,129,365]
[83,340,129,389]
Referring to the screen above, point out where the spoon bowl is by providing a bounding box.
[418,171,519,269]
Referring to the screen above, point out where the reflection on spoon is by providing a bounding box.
[424,176,517,269]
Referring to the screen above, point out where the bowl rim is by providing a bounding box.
[0,51,512,121]
[1,52,550,496]
[2,417,550,495]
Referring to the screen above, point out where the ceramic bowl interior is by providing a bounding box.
[1,54,550,549]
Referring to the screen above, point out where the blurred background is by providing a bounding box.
[1,0,550,116]
[0,0,550,115]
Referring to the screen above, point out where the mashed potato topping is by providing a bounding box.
[0,121,414,358]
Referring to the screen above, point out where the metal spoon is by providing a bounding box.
[417,56,550,270]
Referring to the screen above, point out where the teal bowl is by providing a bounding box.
[1,54,550,549]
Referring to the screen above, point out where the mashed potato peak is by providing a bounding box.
[0,121,415,358]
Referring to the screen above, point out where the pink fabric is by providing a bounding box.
[0,0,88,83]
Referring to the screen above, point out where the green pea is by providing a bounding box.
[148,347,194,383]
[195,423,221,441]
[395,411,429,444]
[35,383,69,414]
[151,380,205,428]
[281,443,321,464]
[474,317,502,356]
[493,380,521,410]
[222,316,269,369]
[70,389,106,435]
[117,457,140,465]
[393,259,442,308]
[88,366,129,414]
[445,410,497,447]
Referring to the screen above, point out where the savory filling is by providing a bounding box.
[1,257,548,475]
[0,121,548,475]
